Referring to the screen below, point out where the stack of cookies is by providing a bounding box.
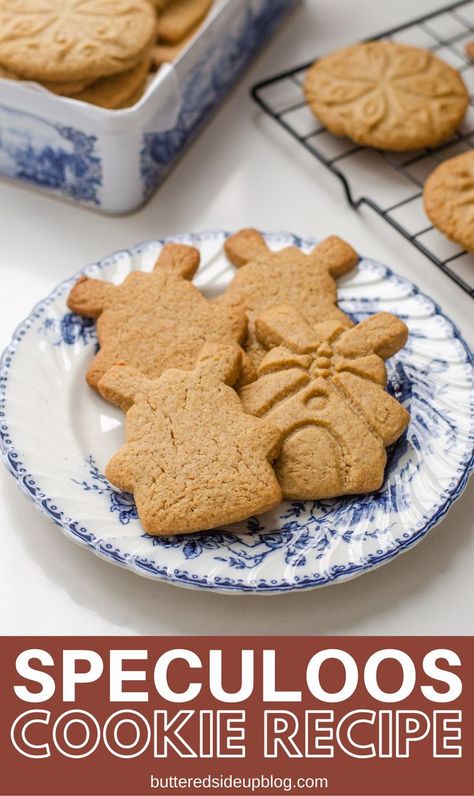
[0,0,214,109]
[68,231,410,537]
[0,0,156,108]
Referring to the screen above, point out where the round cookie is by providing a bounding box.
[304,41,468,151]
[71,58,150,109]
[157,0,213,44]
[43,77,95,95]
[0,64,92,93]
[0,0,156,82]
[0,65,17,80]
[424,151,474,252]
[115,81,149,109]
[151,0,172,10]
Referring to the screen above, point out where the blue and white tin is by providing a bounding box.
[0,0,294,214]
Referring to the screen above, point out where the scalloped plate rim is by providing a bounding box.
[1,229,473,595]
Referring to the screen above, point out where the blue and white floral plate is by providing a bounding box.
[1,231,473,593]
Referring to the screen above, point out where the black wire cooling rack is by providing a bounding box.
[251,0,474,298]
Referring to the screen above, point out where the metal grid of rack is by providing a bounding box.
[251,0,474,298]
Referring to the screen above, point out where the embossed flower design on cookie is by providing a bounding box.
[0,0,155,82]
[304,41,468,151]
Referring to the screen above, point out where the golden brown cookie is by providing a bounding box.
[424,151,474,252]
[157,0,212,44]
[0,64,17,80]
[219,229,358,367]
[304,41,468,151]
[0,65,93,94]
[466,41,474,60]
[0,0,156,82]
[42,77,95,95]
[98,346,282,535]
[239,304,409,500]
[70,58,150,109]
[151,28,196,67]
[117,82,149,109]
[151,0,173,11]
[68,242,251,391]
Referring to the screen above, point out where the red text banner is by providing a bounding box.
[0,636,472,796]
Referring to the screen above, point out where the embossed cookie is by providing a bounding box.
[71,58,150,109]
[304,41,468,151]
[151,29,195,67]
[98,345,282,535]
[0,0,156,82]
[239,304,409,500]
[67,242,250,390]
[0,64,93,95]
[157,0,213,44]
[42,76,95,95]
[424,151,474,252]
[220,229,358,366]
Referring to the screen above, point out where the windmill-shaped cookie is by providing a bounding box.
[239,304,410,500]
[68,243,251,390]
[220,229,358,366]
[98,345,282,535]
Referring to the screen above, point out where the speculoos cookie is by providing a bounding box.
[239,304,409,500]
[304,41,468,151]
[98,345,282,535]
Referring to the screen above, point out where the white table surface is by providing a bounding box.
[1,0,473,636]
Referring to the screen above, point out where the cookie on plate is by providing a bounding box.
[220,229,358,366]
[0,0,156,82]
[424,151,474,252]
[239,304,409,500]
[98,345,282,535]
[68,242,252,390]
[466,41,474,60]
[304,41,468,151]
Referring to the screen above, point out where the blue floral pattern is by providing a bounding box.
[0,106,101,204]
[1,232,473,593]
[73,456,138,525]
[40,312,97,346]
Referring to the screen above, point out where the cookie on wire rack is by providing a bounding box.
[304,41,468,151]
[424,151,474,253]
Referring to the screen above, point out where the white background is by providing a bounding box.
[0,0,473,635]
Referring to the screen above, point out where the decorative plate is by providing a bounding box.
[1,231,473,593]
